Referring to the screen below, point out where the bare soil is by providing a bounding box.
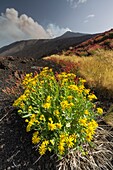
[0,56,61,170]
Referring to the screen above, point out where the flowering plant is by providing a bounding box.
[13,67,103,158]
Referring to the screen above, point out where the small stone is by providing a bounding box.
[0,144,5,149]
[7,56,15,61]
[20,60,27,64]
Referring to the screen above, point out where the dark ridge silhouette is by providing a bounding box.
[56,31,88,39]
[0,32,97,59]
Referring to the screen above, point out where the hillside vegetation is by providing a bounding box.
[44,49,113,100]
[65,29,113,56]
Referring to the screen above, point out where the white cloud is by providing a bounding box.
[46,24,72,38]
[0,8,50,47]
[87,14,95,18]
[67,0,88,8]
[84,14,95,24]
[84,20,88,23]
[0,8,72,47]
[78,0,87,4]
[0,8,72,48]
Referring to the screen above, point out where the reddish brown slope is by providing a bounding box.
[65,29,113,56]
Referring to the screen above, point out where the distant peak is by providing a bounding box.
[58,31,88,39]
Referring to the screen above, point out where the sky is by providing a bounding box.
[0,0,113,47]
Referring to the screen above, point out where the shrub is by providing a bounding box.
[46,57,80,75]
[13,67,103,159]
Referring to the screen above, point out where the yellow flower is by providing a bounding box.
[60,133,68,142]
[18,109,22,113]
[67,73,76,79]
[84,110,89,115]
[55,123,62,129]
[66,136,74,148]
[39,114,46,121]
[86,133,93,142]
[58,142,65,155]
[39,140,49,155]
[25,119,29,122]
[61,78,68,85]
[32,131,40,144]
[88,94,97,101]
[97,108,103,114]
[50,76,55,80]
[69,102,74,107]
[26,114,36,132]
[79,117,87,126]
[40,80,44,84]
[43,67,49,70]
[84,89,90,95]
[50,139,54,145]
[48,147,52,152]
[30,114,36,121]
[49,68,52,72]
[60,100,69,110]
[48,117,53,123]
[32,80,36,86]
[48,122,56,131]
[20,102,25,109]
[43,102,51,109]
[68,85,78,91]
[43,140,49,146]
[35,119,40,124]
[26,121,33,132]
[85,120,98,141]
[28,105,32,111]
[90,120,98,129]
[54,110,60,116]
[20,94,27,101]
[79,85,85,91]
[71,134,77,143]
[67,96,73,100]
[79,78,86,84]
[46,96,51,102]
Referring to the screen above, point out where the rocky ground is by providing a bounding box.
[0,56,113,170]
[0,56,61,170]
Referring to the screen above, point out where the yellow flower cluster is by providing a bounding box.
[39,114,46,121]
[13,94,27,107]
[26,114,38,132]
[97,107,103,114]
[32,131,40,144]
[48,118,62,131]
[88,94,97,101]
[60,100,74,110]
[79,117,98,142]
[58,133,77,155]
[58,72,76,80]
[85,120,98,142]
[43,102,51,109]
[68,84,78,91]
[57,72,76,86]
[13,67,103,158]
[39,140,49,155]
[79,117,88,126]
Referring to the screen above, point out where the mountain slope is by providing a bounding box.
[65,29,113,56]
[0,33,96,59]
[56,31,87,39]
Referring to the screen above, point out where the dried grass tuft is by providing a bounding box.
[57,124,113,170]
